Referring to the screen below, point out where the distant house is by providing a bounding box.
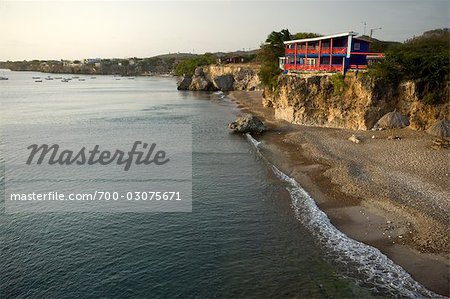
[62,60,81,67]
[84,58,101,65]
[279,32,384,74]
[224,56,246,64]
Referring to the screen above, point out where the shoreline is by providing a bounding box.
[228,90,449,297]
[0,69,174,78]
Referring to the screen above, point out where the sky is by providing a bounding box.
[1,0,449,61]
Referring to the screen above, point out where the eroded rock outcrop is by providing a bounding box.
[177,64,260,92]
[177,76,192,90]
[213,75,234,92]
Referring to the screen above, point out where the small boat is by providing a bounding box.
[32,76,40,79]
[78,78,85,81]
[35,80,43,82]
[72,76,79,79]
[55,77,62,79]
[0,76,8,80]
[45,77,54,80]
[61,79,69,82]
[127,77,135,80]
[90,77,96,79]
[115,78,121,80]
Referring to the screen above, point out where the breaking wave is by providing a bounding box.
[245,133,440,298]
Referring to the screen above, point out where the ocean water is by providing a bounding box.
[0,71,434,298]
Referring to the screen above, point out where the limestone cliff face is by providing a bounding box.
[263,73,449,130]
[177,64,260,91]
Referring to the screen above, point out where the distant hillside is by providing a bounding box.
[0,49,258,76]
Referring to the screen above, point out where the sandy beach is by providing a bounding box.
[229,90,450,296]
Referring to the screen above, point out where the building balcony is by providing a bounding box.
[320,47,347,54]
[285,47,347,55]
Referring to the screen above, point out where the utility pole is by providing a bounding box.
[369,27,382,38]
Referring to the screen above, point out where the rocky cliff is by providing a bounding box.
[177,64,260,92]
[263,73,449,130]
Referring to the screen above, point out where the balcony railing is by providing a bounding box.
[284,64,343,72]
[348,64,367,69]
[285,47,347,55]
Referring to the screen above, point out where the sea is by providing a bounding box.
[0,70,437,298]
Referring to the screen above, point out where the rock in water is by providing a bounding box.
[177,76,192,90]
[228,114,267,134]
[189,68,217,91]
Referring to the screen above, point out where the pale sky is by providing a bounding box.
[1,0,449,61]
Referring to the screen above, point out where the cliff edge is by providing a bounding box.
[263,73,449,131]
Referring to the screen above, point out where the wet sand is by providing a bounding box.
[228,90,450,296]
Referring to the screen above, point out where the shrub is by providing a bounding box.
[367,28,450,104]
[422,92,441,105]
[174,54,216,77]
[330,73,345,95]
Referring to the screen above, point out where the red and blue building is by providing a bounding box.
[279,32,383,74]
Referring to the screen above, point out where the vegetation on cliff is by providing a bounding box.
[174,53,217,77]
[368,28,449,104]
[174,52,257,77]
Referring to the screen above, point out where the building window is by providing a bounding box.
[354,43,361,50]
[321,57,330,65]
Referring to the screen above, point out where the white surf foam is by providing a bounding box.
[245,133,440,298]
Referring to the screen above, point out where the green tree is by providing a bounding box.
[290,32,322,40]
[258,29,321,89]
[257,29,291,89]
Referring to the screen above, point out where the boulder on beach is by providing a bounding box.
[426,119,450,139]
[228,114,267,134]
[374,111,410,129]
[348,135,361,144]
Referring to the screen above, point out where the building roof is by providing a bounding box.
[284,32,358,45]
